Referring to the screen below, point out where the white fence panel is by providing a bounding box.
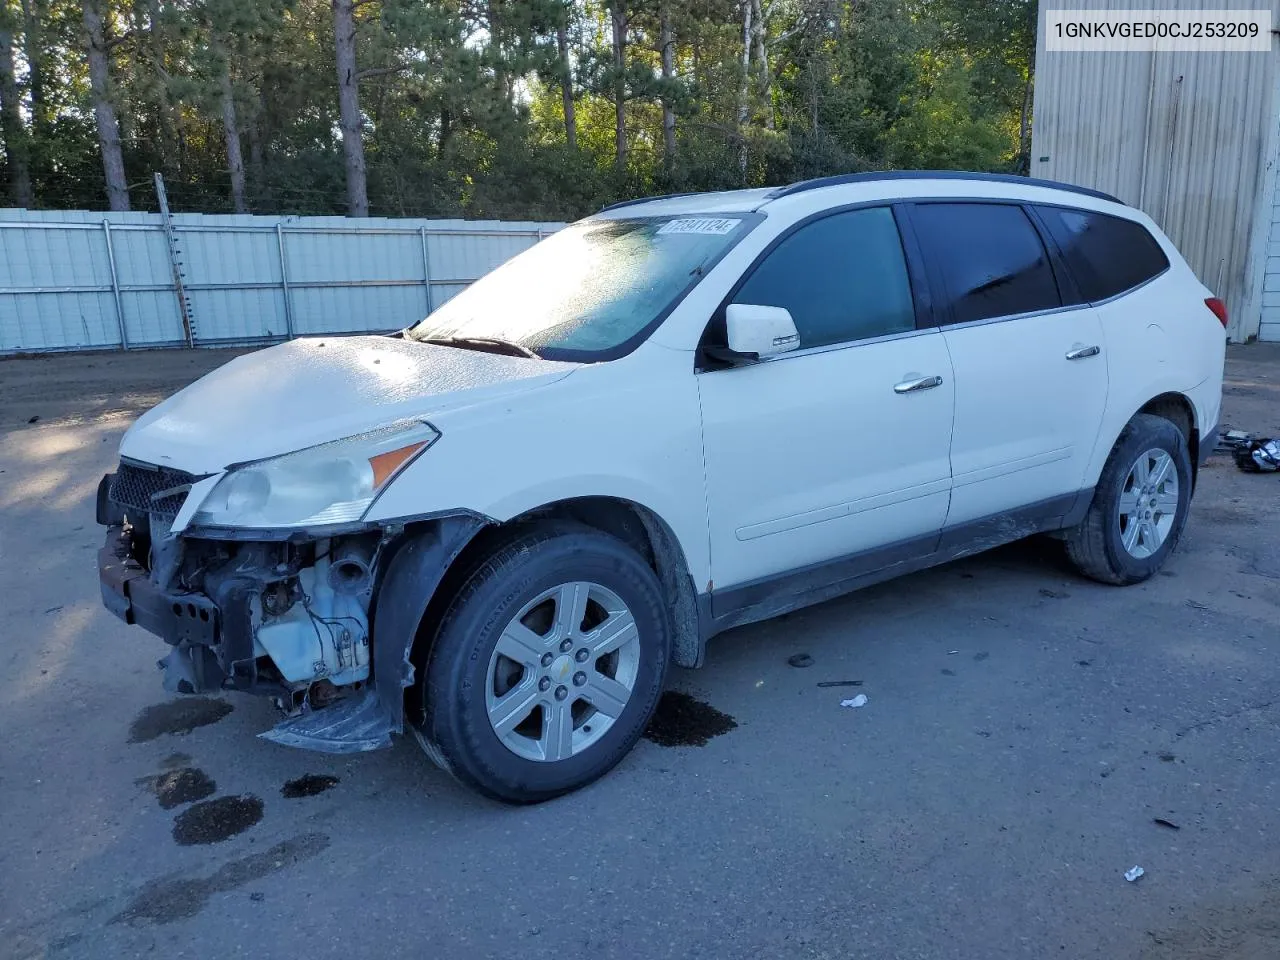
[0,209,562,354]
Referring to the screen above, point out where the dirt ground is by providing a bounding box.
[0,347,251,430]
[1,341,1279,960]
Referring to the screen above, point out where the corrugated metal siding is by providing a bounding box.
[1261,146,1280,340]
[1031,0,1280,341]
[0,210,562,353]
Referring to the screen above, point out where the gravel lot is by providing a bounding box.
[2,343,1278,960]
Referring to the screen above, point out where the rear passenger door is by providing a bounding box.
[908,201,1108,531]
[1034,205,1184,483]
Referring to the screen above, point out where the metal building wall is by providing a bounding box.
[1031,0,1280,342]
[1263,150,1280,339]
[0,210,562,354]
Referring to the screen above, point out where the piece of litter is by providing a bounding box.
[1124,865,1145,882]
[947,650,959,655]
[1153,818,1180,831]
[840,694,868,708]
[817,680,863,688]
[787,653,814,668]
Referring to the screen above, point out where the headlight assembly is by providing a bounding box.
[191,420,439,530]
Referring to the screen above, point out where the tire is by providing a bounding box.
[1064,413,1193,585]
[416,522,671,804]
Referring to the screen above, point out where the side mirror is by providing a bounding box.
[723,303,800,360]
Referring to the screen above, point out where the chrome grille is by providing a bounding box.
[109,461,202,522]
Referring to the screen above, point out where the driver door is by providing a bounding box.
[696,206,956,615]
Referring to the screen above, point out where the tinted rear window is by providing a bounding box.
[1036,206,1169,303]
[910,202,1061,325]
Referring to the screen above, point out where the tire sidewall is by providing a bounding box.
[424,531,670,801]
[1100,419,1192,581]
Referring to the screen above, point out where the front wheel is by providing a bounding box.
[416,523,671,803]
[1064,413,1192,585]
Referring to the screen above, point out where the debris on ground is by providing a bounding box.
[787,653,814,668]
[840,694,869,708]
[1153,818,1181,830]
[1124,865,1146,882]
[1234,437,1280,473]
[1216,428,1253,453]
[817,680,863,688]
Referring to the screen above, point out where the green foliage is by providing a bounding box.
[0,0,1036,217]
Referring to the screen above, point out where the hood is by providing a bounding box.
[119,336,576,473]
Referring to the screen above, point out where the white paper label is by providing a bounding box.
[657,218,741,236]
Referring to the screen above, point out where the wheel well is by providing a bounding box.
[1137,393,1198,465]
[409,497,703,675]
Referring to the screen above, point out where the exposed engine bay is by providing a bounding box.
[104,510,379,710]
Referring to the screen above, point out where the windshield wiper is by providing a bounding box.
[415,335,541,359]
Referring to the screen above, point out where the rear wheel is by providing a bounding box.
[1064,413,1192,585]
[416,523,671,803]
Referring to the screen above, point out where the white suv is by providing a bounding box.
[97,172,1226,803]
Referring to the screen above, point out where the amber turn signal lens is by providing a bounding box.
[369,442,427,489]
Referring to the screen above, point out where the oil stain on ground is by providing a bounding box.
[644,691,738,747]
[281,774,340,798]
[128,698,233,743]
[113,833,330,926]
[172,795,263,845]
[138,767,217,809]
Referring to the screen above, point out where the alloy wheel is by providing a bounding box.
[484,581,640,762]
[1117,448,1180,559]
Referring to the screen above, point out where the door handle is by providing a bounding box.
[894,374,944,394]
[1066,344,1101,360]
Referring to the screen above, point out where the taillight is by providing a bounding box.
[1205,297,1228,328]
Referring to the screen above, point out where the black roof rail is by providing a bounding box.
[599,192,701,212]
[765,170,1124,205]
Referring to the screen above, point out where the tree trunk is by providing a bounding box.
[557,25,576,149]
[609,2,627,174]
[20,0,50,137]
[736,0,752,178]
[487,0,509,103]
[215,48,248,213]
[1017,65,1034,175]
[331,0,368,217]
[0,19,34,206]
[659,3,675,167]
[439,107,452,158]
[82,0,130,211]
[752,0,772,130]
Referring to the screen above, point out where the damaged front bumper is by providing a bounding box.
[99,526,223,692]
[97,472,485,755]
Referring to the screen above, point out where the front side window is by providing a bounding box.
[730,206,916,349]
[1035,206,1170,302]
[409,215,755,361]
[911,202,1061,325]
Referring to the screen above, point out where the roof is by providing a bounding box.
[596,171,1123,218]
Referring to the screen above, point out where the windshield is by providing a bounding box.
[408,215,756,361]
